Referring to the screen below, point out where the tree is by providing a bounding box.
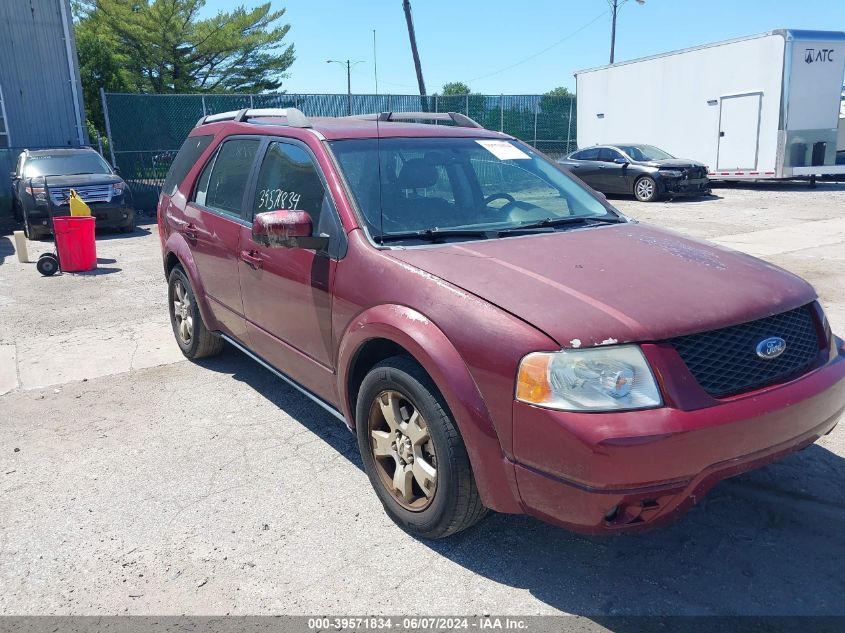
[75,26,133,134]
[538,86,576,153]
[544,86,573,98]
[75,0,295,95]
[539,85,575,115]
[441,81,471,96]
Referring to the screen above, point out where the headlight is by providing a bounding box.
[659,169,684,178]
[25,185,47,202]
[113,182,126,196]
[516,345,662,412]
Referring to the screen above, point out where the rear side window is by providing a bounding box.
[194,139,259,218]
[162,134,214,196]
[574,148,599,160]
[598,148,623,162]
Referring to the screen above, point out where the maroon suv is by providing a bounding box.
[158,108,845,538]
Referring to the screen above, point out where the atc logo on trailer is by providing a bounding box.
[804,48,835,63]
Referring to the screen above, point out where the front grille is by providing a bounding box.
[49,185,112,206]
[669,305,821,398]
[682,166,707,179]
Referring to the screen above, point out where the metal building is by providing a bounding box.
[0,0,87,217]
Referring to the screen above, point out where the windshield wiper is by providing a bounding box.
[375,228,492,244]
[497,215,624,235]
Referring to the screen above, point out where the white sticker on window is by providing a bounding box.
[475,140,531,160]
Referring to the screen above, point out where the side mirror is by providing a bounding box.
[252,209,329,250]
[112,166,121,175]
[614,157,629,165]
[10,171,18,181]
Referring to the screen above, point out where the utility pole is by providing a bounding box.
[609,0,645,64]
[327,59,364,115]
[402,0,427,98]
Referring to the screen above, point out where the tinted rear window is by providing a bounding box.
[574,148,599,161]
[162,135,214,196]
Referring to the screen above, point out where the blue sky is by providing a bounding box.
[200,0,845,95]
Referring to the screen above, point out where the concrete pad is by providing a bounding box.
[0,344,18,395]
[16,321,184,390]
[714,217,845,258]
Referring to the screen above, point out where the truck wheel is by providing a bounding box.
[634,176,659,202]
[356,356,488,539]
[167,265,223,359]
[23,218,41,240]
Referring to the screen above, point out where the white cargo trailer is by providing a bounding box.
[575,30,845,181]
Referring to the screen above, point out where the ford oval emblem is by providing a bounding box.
[756,337,786,360]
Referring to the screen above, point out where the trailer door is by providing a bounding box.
[717,93,762,170]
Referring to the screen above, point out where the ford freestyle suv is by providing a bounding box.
[158,108,845,539]
[11,147,135,239]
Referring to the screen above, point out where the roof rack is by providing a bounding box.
[195,107,312,129]
[353,111,484,129]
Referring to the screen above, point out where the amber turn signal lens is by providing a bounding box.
[516,353,553,404]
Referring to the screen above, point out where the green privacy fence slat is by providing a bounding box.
[103,92,576,210]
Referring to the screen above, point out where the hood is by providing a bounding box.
[386,223,816,348]
[641,159,706,169]
[35,173,122,188]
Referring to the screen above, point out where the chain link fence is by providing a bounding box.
[102,92,577,210]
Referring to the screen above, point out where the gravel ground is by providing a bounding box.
[1,183,845,617]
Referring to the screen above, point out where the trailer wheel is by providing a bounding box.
[634,176,659,202]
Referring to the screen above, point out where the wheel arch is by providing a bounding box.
[162,232,219,332]
[337,304,522,513]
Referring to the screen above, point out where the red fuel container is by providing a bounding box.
[53,217,97,272]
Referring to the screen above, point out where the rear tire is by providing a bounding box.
[167,265,223,359]
[634,175,659,202]
[356,356,488,539]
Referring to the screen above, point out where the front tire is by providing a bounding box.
[634,175,659,202]
[356,356,488,539]
[167,265,223,359]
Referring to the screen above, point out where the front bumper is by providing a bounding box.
[511,338,845,534]
[28,202,135,230]
[662,177,711,196]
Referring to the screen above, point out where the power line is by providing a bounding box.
[465,9,610,84]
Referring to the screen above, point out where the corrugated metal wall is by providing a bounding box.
[0,0,87,215]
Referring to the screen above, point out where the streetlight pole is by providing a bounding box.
[608,0,644,64]
[327,59,364,115]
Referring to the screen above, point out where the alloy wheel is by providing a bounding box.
[172,279,194,345]
[368,390,438,511]
[636,178,655,200]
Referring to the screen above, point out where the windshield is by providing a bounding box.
[23,153,112,178]
[616,145,675,162]
[329,137,618,240]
